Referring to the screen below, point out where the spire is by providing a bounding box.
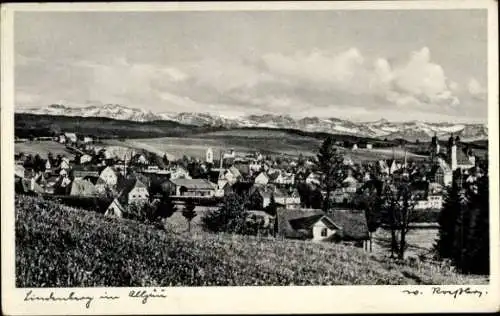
[404,147,407,168]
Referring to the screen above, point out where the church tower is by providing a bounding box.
[206,147,213,164]
[447,134,457,171]
[430,132,440,162]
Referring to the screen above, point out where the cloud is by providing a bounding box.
[261,48,367,92]
[372,47,459,107]
[15,46,485,122]
[467,77,487,100]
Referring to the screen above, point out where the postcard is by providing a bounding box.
[1,1,499,314]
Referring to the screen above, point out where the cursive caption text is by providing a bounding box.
[24,288,167,309]
[402,286,487,299]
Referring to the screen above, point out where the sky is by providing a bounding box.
[15,10,488,123]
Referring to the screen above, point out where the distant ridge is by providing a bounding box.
[16,104,488,141]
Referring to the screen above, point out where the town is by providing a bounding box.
[14,129,487,261]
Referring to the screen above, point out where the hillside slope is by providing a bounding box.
[15,195,486,287]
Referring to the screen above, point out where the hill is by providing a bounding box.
[15,195,487,287]
[17,104,488,141]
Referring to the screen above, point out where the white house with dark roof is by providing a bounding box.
[105,198,126,218]
[118,178,149,205]
[254,172,269,185]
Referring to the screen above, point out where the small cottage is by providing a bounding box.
[104,198,126,218]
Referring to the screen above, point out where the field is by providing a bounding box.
[15,195,488,287]
[372,228,439,258]
[15,140,75,160]
[103,129,427,162]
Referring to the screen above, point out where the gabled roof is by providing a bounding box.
[118,178,148,195]
[105,198,126,218]
[277,208,369,241]
[228,166,242,178]
[267,171,281,181]
[169,178,215,190]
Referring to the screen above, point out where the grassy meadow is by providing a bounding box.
[15,140,75,160]
[16,195,488,287]
[102,128,427,162]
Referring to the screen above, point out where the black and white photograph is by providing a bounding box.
[1,1,499,314]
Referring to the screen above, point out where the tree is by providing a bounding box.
[202,193,246,233]
[265,193,278,216]
[435,176,463,259]
[462,175,489,274]
[182,201,197,232]
[33,154,46,173]
[437,172,489,274]
[380,179,417,259]
[49,124,61,137]
[156,194,177,219]
[354,179,385,252]
[317,136,345,212]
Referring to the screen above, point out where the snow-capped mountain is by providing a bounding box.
[16,104,488,141]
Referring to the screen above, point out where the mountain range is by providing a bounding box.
[16,104,488,141]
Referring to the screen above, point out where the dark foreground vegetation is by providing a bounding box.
[16,195,487,287]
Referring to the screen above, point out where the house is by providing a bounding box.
[387,159,400,175]
[132,153,148,165]
[249,162,262,173]
[42,175,61,194]
[222,168,240,184]
[272,172,295,185]
[59,168,68,177]
[343,156,354,166]
[168,166,191,180]
[45,160,52,171]
[60,157,71,170]
[276,208,370,247]
[366,143,373,150]
[99,166,119,187]
[378,160,389,174]
[104,198,127,218]
[415,194,444,210]
[342,173,358,193]
[427,194,444,209]
[228,166,242,180]
[15,164,25,179]
[254,186,301,209]
[15,178,44,195]
[64,132,77,143]
[80,154,93,164]
[430,158,453,187]
[58,134,66,144]
[215,179,231,197]
[69,179,98,197]
[305,172,322,186]
[118,178,149,205]
[72,166,100,180]
[223,149,236,159]
[254,172,269,185]
[352,144,358,151]
[83,136,93,143]
[169,178,216,197]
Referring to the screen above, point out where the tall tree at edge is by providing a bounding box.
[317,136,344,212]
